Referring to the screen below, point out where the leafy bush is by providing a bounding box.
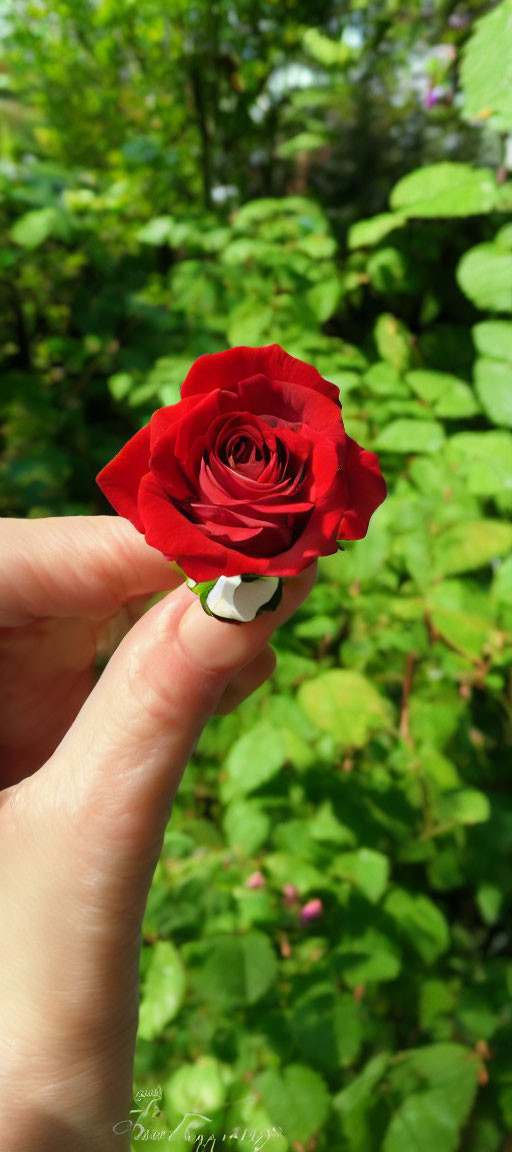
[1,2,512,1148]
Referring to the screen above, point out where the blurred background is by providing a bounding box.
[1,1,512,1149]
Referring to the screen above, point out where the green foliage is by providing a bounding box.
[293,984,363,1068]
[221,723,288,800]
[186,931,278,1008]
[2,1,512,1148]
[298,669,391,747]
[255,1064,330,1145]
[457,237,512,312]
[138,942,185,1042]
[382,1043,479,1152]
[390,162,498,218]
[164,1055,226,1118]
[461,0,512,131]
[347,214,406,251]
[474,359,512,427]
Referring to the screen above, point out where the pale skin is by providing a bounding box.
[0,515,316,1151]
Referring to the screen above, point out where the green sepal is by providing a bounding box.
[186,576,217,616]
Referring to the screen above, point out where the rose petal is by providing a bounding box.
[238,374,343,434]
[180,344,341,404]
[96,424,151,531]
[149,390,239,492]
[337,438,387,539]
[138,472,230,573]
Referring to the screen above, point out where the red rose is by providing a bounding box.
[96,344,386,582]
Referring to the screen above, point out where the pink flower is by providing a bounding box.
[424,84,450,109]
[300,898,324,923]
[283,883,299,905]
[245,870,265,889]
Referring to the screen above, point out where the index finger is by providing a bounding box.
[0,516,181,626]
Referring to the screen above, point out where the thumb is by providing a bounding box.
[26,565,317,897]
[0,565,316,1089]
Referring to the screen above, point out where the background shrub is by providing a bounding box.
[1,2,512,1148]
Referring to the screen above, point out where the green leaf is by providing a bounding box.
[496,183,512,213]
[364,361,409,397]
[143,355,192,406]
[264,852,326,895]
[334,848,390,903]
[384,888,450,964]
[271,648,318,690]
[429,608,492,660]
[497,221,512,250]
[409,688,465,749]
[224,1094,287,1152]
[427,579,495,660]
[373,419,445,455]
[220,237,258,264]
[436,788,491,827]
[473,320,512,361]
[307,274,342,321]
[221,723,287,800]
[419,980,457,1030]
[493,554,512,603]
[384,1092,462,1152]
[384,1044,479,1152]
[420,750,461,791]
[240,931,278,1004]
[233,194,326,232]
[458,986,499,1041]
[374,313,412,372]
[309,802,357,848]
[138,941,185,1041]
[298,230,337,258]
[474,358,512,427]
[223,799,269,857]
[405,370,478,418]
[446,431,512,497]
[227,301,273,346]
[476,882,504,925]
[189,932,277,1008]
[334,1052,389,1113]
[298,669,390,748]
[295,613,338,640]
[367,247,409,295]
[390,163,497,218]
[432,520,512,577]
[334,927,402,985]
[277,131,328,159]
[334,1053,390,1152]
[164,1056,226,1117]
[10,207,64,249]
[107,372,133,401]
[254,1063,329,1144]
[293,985,363,1069]
[303,27,353,66]
[457,242,512,312]
[461,0,512,132]
[348,212,405,249]
[137,216,173,244]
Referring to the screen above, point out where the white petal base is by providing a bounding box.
[206,575,280,622]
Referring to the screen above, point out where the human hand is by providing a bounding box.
[0,516,316,1151]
